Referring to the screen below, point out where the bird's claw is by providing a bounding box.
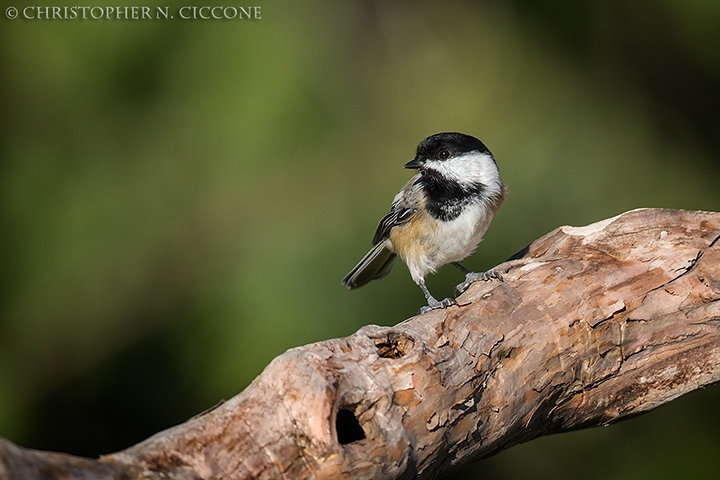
[455,269,503,295]
[418,297,457,315]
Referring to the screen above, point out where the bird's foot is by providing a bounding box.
[455,269,503,295]
[418,296,457,315]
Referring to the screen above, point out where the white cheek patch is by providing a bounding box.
[427,151,503,194]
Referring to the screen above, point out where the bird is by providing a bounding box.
[342,132,506,314]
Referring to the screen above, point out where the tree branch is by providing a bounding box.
[2,208,720,479]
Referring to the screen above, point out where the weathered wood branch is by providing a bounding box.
[2,208,720,480]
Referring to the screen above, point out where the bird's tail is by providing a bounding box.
[342,242,397,290]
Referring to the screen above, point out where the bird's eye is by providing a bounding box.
[438,150,450,159]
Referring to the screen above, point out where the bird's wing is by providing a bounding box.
[342,177,420,290]
[371,182,418,246]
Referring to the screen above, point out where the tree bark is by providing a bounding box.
[2,208,720,480]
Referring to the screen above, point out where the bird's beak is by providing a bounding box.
[404,157,423,169]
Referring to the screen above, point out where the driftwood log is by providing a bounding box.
[2,208,720,480]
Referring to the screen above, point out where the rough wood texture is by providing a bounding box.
[2,208,720,480]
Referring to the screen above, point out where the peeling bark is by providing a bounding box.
[2,208,720,480]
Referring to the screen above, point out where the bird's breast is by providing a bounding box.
[388,202,493,282]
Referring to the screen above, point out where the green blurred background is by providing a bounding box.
[1,0,720,478]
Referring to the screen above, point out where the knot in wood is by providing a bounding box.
[374,332,414,359]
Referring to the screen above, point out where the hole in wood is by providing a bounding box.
[335,408,365,445]
[375,332,414,359]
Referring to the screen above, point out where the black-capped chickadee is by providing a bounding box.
[342,132,506,313]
